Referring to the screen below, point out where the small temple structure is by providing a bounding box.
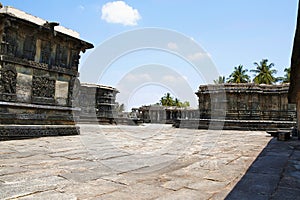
[0,6,93,139]
[76,83,118,124]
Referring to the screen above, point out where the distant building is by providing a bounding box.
[0,6,93,139]
[135,105,199,124]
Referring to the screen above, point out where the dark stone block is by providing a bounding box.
[277,131,291,141]
[32,96,55,105]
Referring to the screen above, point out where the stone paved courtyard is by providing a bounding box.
[0,124,273,199]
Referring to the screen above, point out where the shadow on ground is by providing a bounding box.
[225,137,300,200]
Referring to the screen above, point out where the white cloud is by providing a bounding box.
[101,1,141,26]
[78,5,85,11]
[124,73,152,82]
[167,42,178,50]
[162,75,177,83]
[187,52,211,61]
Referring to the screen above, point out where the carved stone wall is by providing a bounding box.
[196,83,296,121]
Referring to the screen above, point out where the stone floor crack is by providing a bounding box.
[225,155,243,165]
[100,178,128,186]
[204,178,224,182]
[7,188,57,200]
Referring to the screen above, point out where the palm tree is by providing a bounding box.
[174,98,180,107]
[277,67,290,83]
[160,93,174,106]
[250,59,277,84]
[227,65,250,83]
[213,76,225,84]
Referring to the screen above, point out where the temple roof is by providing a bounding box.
[0,6,80,38]
[81,83,119,92]
[0,6,93,50]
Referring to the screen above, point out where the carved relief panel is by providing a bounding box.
[0,64,17,94]
[32,76,55,98]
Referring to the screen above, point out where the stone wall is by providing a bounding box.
[0,7,93,139]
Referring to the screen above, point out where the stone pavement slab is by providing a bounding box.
[0,124,276,199]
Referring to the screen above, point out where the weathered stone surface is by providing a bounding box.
[16,73,32,102]
[55,80,69,105]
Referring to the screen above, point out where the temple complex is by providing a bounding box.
[134,84,295,130]
[0,6,93,139]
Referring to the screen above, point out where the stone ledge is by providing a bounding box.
[174,119,296,131]
[0,125,79,140]
[0,101,80,111]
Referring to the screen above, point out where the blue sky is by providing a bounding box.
[2,0,299,109]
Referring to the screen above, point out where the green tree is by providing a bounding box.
[174,98,180,107]
[250,59,277,84]
[159,93,190,108]
[277,67,290,83]
[213,76,225,84]
[227,65,250,83]
[182,101,190,107]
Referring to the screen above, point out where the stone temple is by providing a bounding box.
[0,6,93,139]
